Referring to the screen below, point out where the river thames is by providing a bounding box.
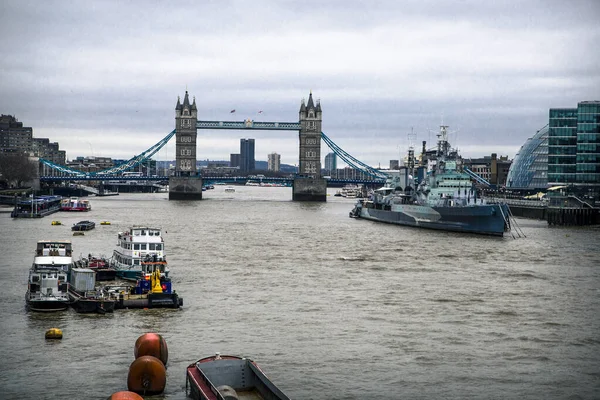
[0,186,599,399]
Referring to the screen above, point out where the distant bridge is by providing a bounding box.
[39,174,384,186]
[39,130,389,181]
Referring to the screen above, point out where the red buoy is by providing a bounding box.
[127,355,166,395]
[134,332,168,365]
[107,391,144,400]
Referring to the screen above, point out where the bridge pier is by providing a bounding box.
[292,177,327,202]
[168,176,203,200]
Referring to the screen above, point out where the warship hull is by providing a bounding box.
[354,202,510,236]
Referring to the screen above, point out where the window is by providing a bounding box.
[134,244,140,250]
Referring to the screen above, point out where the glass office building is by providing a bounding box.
[548,101,600,189]
[240,138,255,173]
[576,101,600,186]
[506,125,548,189]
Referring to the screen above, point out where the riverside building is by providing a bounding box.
[548,101,600,194]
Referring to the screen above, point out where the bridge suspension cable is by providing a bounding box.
[321,132,388,180]
[40,129,176,176]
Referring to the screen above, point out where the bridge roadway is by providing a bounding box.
[39,175,384,186]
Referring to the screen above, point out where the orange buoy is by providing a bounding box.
[134,332,168,365]
[127,355,166,395]
[106,391,144,400]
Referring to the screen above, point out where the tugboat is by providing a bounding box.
[26,241,73,312]
[350,125,513,236]
[110,226,169,281]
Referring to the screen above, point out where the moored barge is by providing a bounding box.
[12,195,63,218]
[186,354,290,400]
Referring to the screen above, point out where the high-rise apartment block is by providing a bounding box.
[1,114,66,176]
[1,114,32,154]
[324,152,337,174]
[268,152,280,172]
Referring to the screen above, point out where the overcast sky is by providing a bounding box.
[1,0,599,167]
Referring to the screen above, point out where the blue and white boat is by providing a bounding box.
[350,126,513,236]
[110,226,170,281]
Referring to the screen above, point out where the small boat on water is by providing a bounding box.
[186,354,290,400]
[72,220,95,231]
[100,221,111,225]
[26,240,73,312]
[60,197,91,211]
[224,186,235,193]
[51,220,62,225]
[11,195,63,218]
[110,226,169,281]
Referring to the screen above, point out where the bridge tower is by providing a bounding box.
[169,91,203,200]
[293,92,327,201]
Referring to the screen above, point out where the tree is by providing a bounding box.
[0,152,38,188]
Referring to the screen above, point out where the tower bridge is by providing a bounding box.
[39,91,389,201]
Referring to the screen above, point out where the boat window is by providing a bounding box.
[140,244,147,250]
[31,276,39,282]
[141,230,146,235]
[59,275,66,281]
[134,244,140,250]
[133,230,140,236]
[134,260,140,265]
[156,244,162,251]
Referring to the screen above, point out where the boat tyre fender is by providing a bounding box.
[217,385,240,400]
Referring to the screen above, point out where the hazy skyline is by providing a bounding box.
[1,0,599,167]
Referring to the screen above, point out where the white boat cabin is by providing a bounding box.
[113,227,165,267]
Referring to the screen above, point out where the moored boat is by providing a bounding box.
[350,126,513,236]
[11,195,63,218]
[72,220,95,231]
[60,197,91,211]
[104,268,182,309]
[80,255,117,281]
[68,268,115,313]
[26,240,73,312]
[186,354,290,400]
[110,226,169,281]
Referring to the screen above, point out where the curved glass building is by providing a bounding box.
[506,124,549,189]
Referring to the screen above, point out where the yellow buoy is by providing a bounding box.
[45,328,63,339]
[101,221,111,225]
[51,221,62,225]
